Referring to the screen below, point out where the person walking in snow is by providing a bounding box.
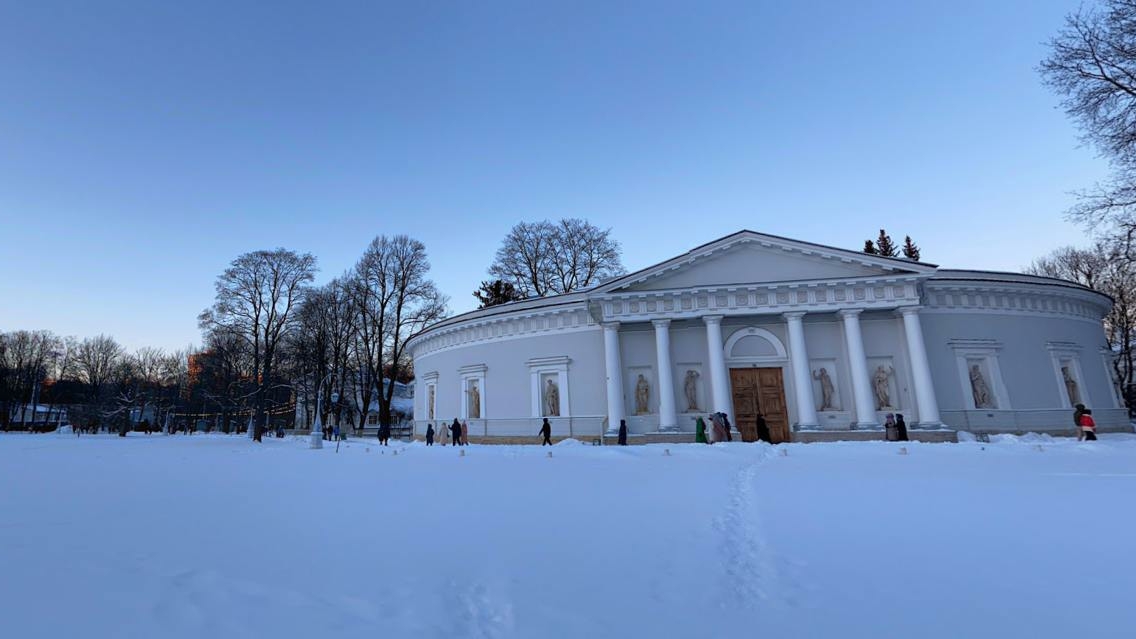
[539,418,552,446]
[894,414,909,441]
[460,419,469,446]
[695,417,708,444]
[617,419,628,445]
[1073,403,1086,439]
[425,423,435,446]
[378,423,391,446]
[451,418,463,447]
[1078,407,1097,441]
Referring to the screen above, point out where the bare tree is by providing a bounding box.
[196,326,253,433]
[73,334,124,429]
[1041,1,1136,228]
[75,335,124,394]
[0,330,60,428]
[488,218,625,298]
[352,235,447,431]
[199,249,317,440]
[293,277,357,432]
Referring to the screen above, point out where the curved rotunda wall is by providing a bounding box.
[412,306,609,439]
[921,274,1126,433]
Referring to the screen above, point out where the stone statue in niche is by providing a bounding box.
[544,378,560,417]
[970,364,994,409]
[468,381,480,419]
[873,365,894,409]
[683,370,699,411]
[428,386,435,420]
[635,374,650,415]
[1062,366,1081,405]
[812,367,836,411]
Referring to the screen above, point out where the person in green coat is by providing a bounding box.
[695,417,708,443]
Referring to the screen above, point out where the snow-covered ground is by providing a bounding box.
[1,432,1133,638]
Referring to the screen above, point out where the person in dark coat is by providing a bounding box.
[378,423,391,446]
[617,419,628,445]
[539,418,552,446]
[755,413,771,443]
[895,414,909,441]
[425,423,435,446]
[695,417,708,444]
[1073,403,1086,438]
[451,419,463,446]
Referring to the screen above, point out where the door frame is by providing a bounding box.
[729,366,791,443]
[721,325,793,426]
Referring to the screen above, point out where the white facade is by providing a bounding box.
[409,231,1128,439]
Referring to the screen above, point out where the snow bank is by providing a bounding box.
[1,433,1133,638]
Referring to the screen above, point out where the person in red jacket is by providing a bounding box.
[1079,408,1097,441]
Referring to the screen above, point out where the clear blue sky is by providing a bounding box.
[0,1,1107,352]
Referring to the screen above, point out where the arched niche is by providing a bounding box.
[723,326,788,363]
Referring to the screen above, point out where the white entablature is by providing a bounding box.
[588,277,925,323]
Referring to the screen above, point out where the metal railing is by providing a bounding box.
[411,416,608,439]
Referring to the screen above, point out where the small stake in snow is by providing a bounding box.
[898,447,908,456]
[393,450,398,456]
[460,449,466,457]
[1035,444,1044,452]
[664,448,671,456]
[779,448,788,457]
[547,451,553,458]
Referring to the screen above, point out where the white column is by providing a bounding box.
[653,319,679,431]
[603,322,625,434]
[784,312,819,429]
[900,307,941,427]
[839,309,879,428]
[703,316,732,420]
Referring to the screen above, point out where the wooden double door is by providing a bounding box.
[729,367,790,443]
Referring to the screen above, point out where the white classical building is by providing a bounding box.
[409,231,1129,441]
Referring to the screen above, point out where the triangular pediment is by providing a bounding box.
[595,230,936,293]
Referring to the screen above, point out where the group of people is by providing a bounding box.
[884,413,909,441]
[424,418,470,446]
[695,412,749,443]
[321,423,343,442]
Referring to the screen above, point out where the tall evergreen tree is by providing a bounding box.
[863,240,878,255]
[902,236,921,261]
[875,229,898,257]
[473,279,524,308]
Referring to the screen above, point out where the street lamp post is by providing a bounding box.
[311,372,335,450]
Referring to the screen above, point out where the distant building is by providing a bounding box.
[7,404,68,430]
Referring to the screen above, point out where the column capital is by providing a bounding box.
[702,315,724,326]
[651,318,672,329]
[836,308,864,319]
[898,305,923,316]
[602,321,621,331]
[782,311,807,322]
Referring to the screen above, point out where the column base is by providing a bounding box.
[792,423,819,432]
[657,424,682,433]
[851,422,883,430]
